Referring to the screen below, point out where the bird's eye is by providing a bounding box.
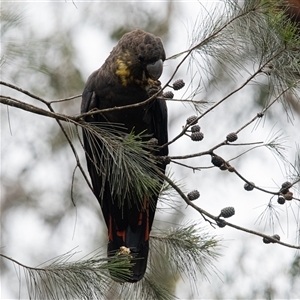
[138,54,144,61]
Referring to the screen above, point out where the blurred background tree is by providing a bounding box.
[1,1,300,299]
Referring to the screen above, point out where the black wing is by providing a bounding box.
[81,69,168,282]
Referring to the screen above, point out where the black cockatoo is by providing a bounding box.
[81,29,168,282]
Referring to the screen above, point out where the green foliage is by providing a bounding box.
[1,223,220,299]
[150,223,221,288]
[22,251,133,299]
[107,275,176,300]
[82,123,163,209]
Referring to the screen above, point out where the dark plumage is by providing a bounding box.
[81,29,168,282]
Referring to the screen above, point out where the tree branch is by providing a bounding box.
[156,169,300,249]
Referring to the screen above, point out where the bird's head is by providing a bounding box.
[109,29,166,87]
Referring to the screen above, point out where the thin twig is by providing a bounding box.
[232,168,280,195]
[228,144,265,162]
[161,47,288,150]
[158,96,209,104]
[170,159,204,171]
[0,81,48,104]
[156,170,300,249]
[0,96,75,123]
[49,94,81,104]
[0,80,163,122]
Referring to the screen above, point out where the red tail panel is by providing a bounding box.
[107,196,151,282]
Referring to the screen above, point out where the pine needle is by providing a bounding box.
[81,121,164,209]
[150,223,221,284]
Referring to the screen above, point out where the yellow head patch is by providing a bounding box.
[115,51,134,86]
[116,59,131,86]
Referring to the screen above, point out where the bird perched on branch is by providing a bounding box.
[81,29,168,282]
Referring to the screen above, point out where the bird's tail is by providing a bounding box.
[107,202,151,282]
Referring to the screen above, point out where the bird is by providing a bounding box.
[81,29,168,282]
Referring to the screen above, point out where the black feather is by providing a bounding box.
[81,29,168,282]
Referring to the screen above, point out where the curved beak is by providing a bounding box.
[146,59,163,80]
